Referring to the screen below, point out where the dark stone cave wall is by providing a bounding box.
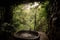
[0,0,60,40]
[48,0,60,40]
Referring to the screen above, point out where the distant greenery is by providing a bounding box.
[12,1,49,32]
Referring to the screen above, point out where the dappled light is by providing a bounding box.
[0,0,59,40]
[12,1,49,32]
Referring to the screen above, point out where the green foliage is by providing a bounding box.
[0,23,15,33]
[12,1,49,32]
